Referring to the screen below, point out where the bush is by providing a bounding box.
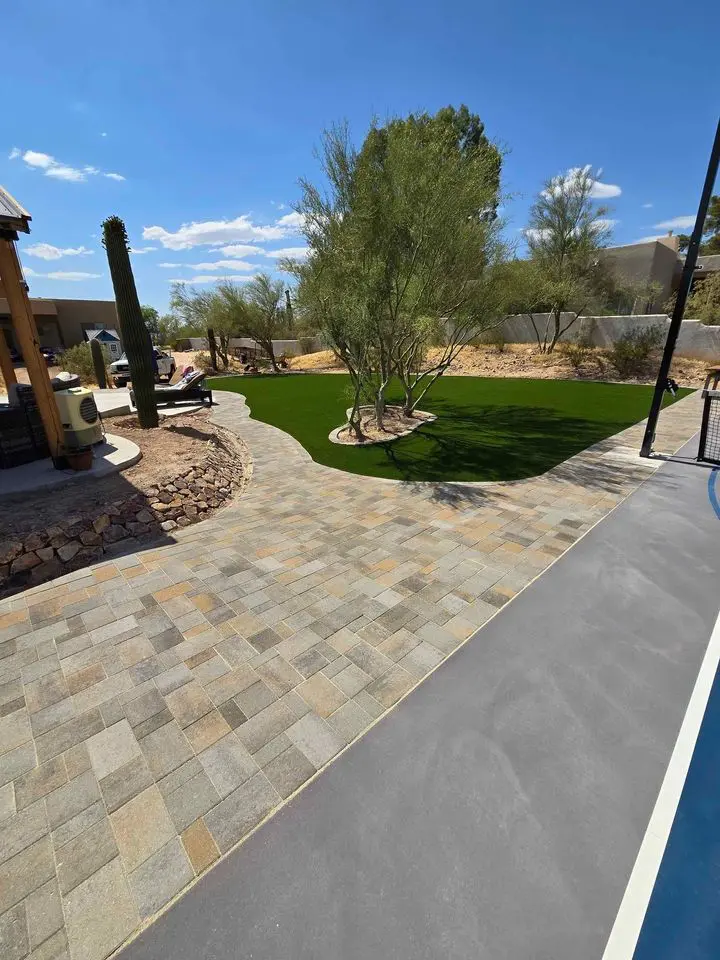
[479,326,506,353]
[560,334,595,371]
[605,327,664,378]
[193,351,215,373]
[57,342,102,385]
[298,336,316,355]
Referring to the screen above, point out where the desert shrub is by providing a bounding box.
[479,326,507,353]
[298,336,315,355]
[193,351,215,373]
[57,343,101,385]
[561,334,595,371]
[605,327,664,378]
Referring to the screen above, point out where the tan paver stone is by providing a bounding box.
[365,665,416,708]
[204,772,280,854]
[296,673,347,718]
[0,710,32,756]
[0,902,28,960]
[86,719,140,781]
[128,838,193,920]
[198,733,258,798]
[15,758,67,811]
[63,857,139,960]
[181,818,220,875]
[262,745,317,799]
[0,837,55,915]
[285,713,345,770]
[326,700,374,745]
[139,720,193,780]
[110,785,175,873]
[184,710,232,753]
[56,817,118,895]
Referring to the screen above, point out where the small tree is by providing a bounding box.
[678,195,720,255]
[141,306,161,343]
[291,107,505,431]
[686,273,720,325]
[170,283,236,368]
[219,274,286,372]
[522,166,616,353]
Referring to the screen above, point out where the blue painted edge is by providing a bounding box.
[708,468,720,521]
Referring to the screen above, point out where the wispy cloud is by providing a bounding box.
[188,260,257,271]
[168,275,253,285]
[262,246,309,260]
[547,165,621,200]
[631,235,667,245]
[275,211,305,230]
[24,243,94,260]
[653,215,694,230]
[642,202,653,209]
[23,266,102,281]
[129,246,156,254]
[10,148,126,183]
[143,214,296,250]
[158,262,183,268]
[219,244,265,258]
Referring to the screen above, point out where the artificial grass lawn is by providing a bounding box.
[212,373,690,483]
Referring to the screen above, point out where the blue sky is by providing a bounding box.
[3,0,718,312]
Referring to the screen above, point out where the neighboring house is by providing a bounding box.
[600,236,720,315]
[85,327,122,359]
[0,297,119,354]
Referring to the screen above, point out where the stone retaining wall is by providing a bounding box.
[0,428,250,596]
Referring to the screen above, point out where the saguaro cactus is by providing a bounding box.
[89,337,107,389]
[102,216,158,427]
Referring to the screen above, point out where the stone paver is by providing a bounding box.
[0,387,702,960]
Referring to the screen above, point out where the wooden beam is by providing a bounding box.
[0,238,64,458]
[0,327,17,389]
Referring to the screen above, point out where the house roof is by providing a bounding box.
[86,328,120,342]
[696,255,720,274]
[0,185,31,233]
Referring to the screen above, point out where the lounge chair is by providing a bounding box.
[129,370,213,408]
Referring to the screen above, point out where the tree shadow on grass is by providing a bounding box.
[377,403,641,487]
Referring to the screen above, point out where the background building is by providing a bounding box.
[0,297,119,354]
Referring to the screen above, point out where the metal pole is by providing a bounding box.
[640,117,720,458]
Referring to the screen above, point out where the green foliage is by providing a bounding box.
[677,196,720,255]
[226,273,286,371]
[560,333,597,372]
[141,305,161,343]
[192,351,215,373]
[291,105,506,428]
[170,283,235,367]
[479,326,507,353]
[520,166,618,352]
[59,343,99,385]
[605,326,664,378]
[102,216,158,428]
[686,272,720,325]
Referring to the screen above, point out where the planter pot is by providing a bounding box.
[66,448,93,471]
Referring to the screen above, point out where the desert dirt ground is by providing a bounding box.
[288,344,711,388]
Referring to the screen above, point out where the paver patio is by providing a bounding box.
[0,387,702,960]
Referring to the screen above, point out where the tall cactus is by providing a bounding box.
[102,216,158,427]
[90,337,107,389]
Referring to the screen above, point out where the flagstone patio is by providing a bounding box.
[0,387,702,960]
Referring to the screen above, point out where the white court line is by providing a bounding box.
[602,608,720,959]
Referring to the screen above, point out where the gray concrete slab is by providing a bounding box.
[120,450,720,960]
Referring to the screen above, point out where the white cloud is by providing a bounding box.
[547,165,621,200]
[188,260,256,271]
[10,148,125,183]
[100,132,107,138]
[24,243,94,260]
[129,246,156,254]
[262,246,309,260]
[653,215,694,230]
[158,262,183,268]
[219,243,265,258]
[168,275,252,285]
[143,215,288,250]
[275,211,305,230]
[642,202,653,209]
[23,267,102,281]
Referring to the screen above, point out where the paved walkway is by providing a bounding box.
[0,390,702,960]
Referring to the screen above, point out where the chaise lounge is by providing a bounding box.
[129,370,213,408]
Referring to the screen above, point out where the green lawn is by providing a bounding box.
[212,373,690,483]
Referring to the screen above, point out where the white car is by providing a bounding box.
[110,348,176,387]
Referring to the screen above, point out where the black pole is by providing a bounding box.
[640,117,720,458]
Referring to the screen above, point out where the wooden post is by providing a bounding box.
[0,327,17,390]
[0,238,64,458]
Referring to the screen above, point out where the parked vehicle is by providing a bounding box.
[110,348,175,387]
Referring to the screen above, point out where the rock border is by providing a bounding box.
[329,406,437,446]
[0,425,251,597]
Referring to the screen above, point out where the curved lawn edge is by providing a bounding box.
[210,374,692,484]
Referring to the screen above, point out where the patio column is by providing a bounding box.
[0,237,64,458]
[0,323,17,389]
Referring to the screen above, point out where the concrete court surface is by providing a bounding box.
[120,451,720,960]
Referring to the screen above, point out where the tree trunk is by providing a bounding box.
[207,328,218,371]
[403,381,414,416]
[375,392,385,431]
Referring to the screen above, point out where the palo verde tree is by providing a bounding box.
[169,283,235,368]
[678,195,720,255]
[290,106,506,433]
[219,273,286,372]
[102,216,158,427]
[521,166,617,353]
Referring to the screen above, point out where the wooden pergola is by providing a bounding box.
[0,185,64,460]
